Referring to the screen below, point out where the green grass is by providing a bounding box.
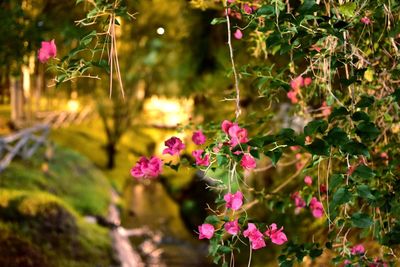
[0,141,115,267]
[0,190,114,267]
[0,145,110,216]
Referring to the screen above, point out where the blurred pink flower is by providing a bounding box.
[192,149,210,166]
[234,29,243,39]
[198,224,215,239]
[130,156,163,179]
[265,223,288,245]
[304,176,313,186]
[292,192,306,208]
[228,124,249,146]
[224,191,243,211]
[287,90,299,104]
[310,197,324,218]
[243,223,266,250]
[222,120,234,134]
[351,244,365,255]
[303,77,312,86]
[192,130,207,145]
[290,76,304,91]
[163,137,185,155]
[38,39,57,63]
[361,16,371,25]
[243,4,252,14]
[241,153,256,169]
[224,219,240,235]
[321,101,331,117]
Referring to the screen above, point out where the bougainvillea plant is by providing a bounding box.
[47,0,399,266]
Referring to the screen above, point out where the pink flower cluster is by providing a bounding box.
[162,136,185,155]
[222,120,249,147]
[292,193,324,218]
[287,75,312,104]
[192,149,210,166]
[309,197,324,218]
[224,219,240,235]
[244,222,288,250]
[198,223,215,239]
[224,191,243,211]
[38,40,57,63]
[243,223,266,249]
[130,156,163,180]
[350,244,365,255]
[192,130,207,145]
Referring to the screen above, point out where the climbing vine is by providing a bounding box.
[39,0,400,266]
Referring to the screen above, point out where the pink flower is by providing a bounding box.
[243,4,252,14]
[342,260,352,266]
[287,90,299,104]
[198,223,215,239]
[241,154,256,169]
[224,219,240,235]
[227,0,235,3]
[309,197,324,218]
[38,40,57,63]
[192,149,210,166]
[303,77,312,86]
[243,223,266,250]
[290,146,300,151]
[130,156,163,179]
[222,120,234,134]
[234,29,243,40]
[265,223,288,245]
[292,192,306,208]
[192,130,206,145]
[213,143,223,153]
[361,16,371,25]
[163,137,185,155]
[321,101,331,117]
[304,176,313,186]
[290,76,304,91]
[310,44,322,52]
[224,191,243,211]
[380,152,389,160]
[228,124,249,146]
[351,244,365,255]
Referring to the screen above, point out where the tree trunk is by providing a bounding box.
[106,142,116,169]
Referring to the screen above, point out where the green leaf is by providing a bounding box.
[324,127,349,147]
[339,2,356,17]
[351,212,373,228]
[265,148,282,166]
[356,95,375,108]
[309,248,323,258]
[357,184,376,200]
[352,165,375,180]
[351,111,370,122]
[340,141,369,156]
[211,18,227,25]
[257,5,275,16]
[217,155,228,166]
[356,122,380,141]
[331,187,352,208]
[80,30,97,46]
[328,107,349,121]
[329,174,344,192]
[218,246,232,254]
[248,135,275,147]
[304,120,328,136]
[306,138,330,156]
[205,215,220,225]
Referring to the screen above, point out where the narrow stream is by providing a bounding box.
[122,182,213,267]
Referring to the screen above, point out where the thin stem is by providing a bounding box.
[224,0,241,120]
[247,245,252,267]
